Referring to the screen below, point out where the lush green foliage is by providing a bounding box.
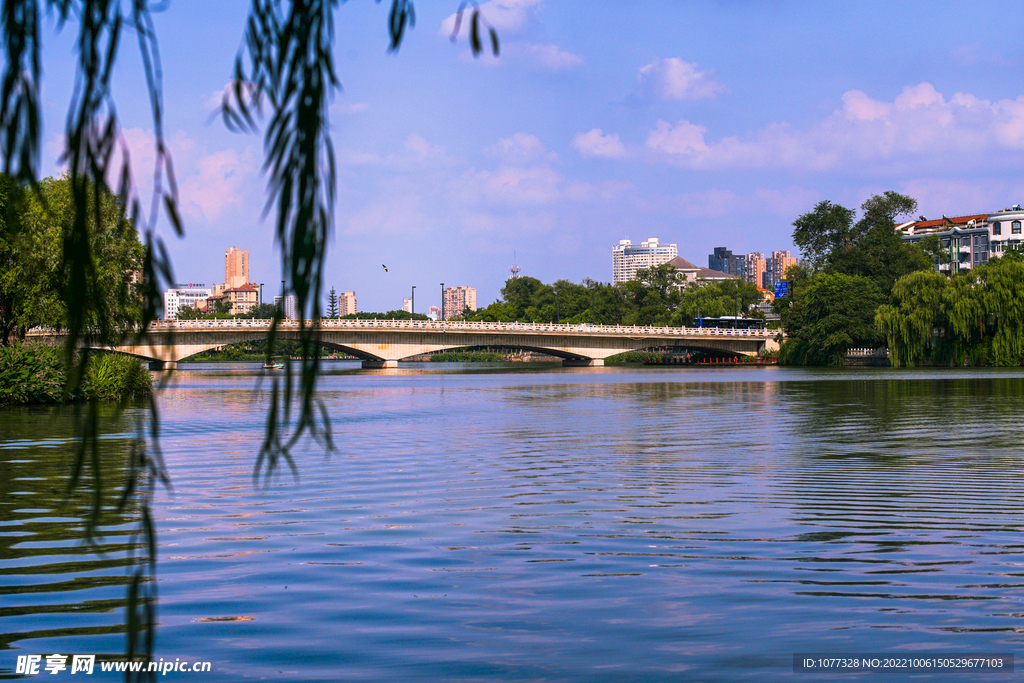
[0,174,145,343]
[88,353,153,402]
[0,344,151,406]
[342,310,430,321]
[877,252,1024,366]
[461,269,761,326]
[604,351,665,364]
[779,273,883,366]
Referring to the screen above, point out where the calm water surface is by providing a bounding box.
[3,363,1024,681]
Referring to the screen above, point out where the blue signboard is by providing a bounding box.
[774,281,790,298]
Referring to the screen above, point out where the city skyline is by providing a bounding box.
[31,0,1024,312]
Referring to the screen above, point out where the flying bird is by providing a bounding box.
[382,264,388,272]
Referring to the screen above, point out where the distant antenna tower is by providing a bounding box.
[509,251,521,280]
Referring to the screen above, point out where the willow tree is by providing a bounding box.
[0,0,496,670]
[875,269,950,367]
[949,254,1024,366]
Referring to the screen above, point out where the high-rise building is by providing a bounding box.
[225,247,249,289]
[163,286,211,320]
[765,251,798,288]
[443,286,477,320]
[744,252,766,288]
[274,294,297,320]
[612,238,679,284]
[338,291,357,316]
[401,297,412,314]
[428,305,441,320]
[709,247,733,274]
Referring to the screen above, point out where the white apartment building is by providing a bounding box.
[897,213,992,274]
[338,291,357,316]
[443,286,477,320]
[163,286,211,320]
[612,238,678,284]
[274,294,297,320]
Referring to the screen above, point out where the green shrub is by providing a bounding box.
[0,344,151,406]
[87,353,152,402]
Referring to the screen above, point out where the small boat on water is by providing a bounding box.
[262,360,284,370]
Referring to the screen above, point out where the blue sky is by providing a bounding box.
[33,0,1024,312]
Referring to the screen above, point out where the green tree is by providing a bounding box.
[327,287,339,318]
[794,191,929,294]
[0,174,144,343]
[780,272,882,366]
[791,200,858,270]
[875,269,951,367]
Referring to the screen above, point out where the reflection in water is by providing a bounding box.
[0,405,147,659]
[4,366,1024,681]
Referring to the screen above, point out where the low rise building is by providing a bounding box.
[163,286,211,320]
[667,257,740,284]
[223,283,259,314]
[896,214,991,274]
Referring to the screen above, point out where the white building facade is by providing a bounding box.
[163,286,212,320]
[274,294,298,320]
[612,238,678,284]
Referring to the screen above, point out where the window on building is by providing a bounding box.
[1014,221,1022,234]
[993,221,1002,235]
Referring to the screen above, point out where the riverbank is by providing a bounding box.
[0,343,152,405]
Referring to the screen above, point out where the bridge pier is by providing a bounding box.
[362,360,399,369]
[148,360,176,371]
[562,358,604,367]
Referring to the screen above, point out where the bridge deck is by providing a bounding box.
[28,320,779,369]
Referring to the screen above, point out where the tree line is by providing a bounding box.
[458,269,762,327]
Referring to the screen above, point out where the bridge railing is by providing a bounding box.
[133,318,777,337]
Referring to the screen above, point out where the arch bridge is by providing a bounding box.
[27,319,780,369]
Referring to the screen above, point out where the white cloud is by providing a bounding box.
[520,43,583,70]
[636,58,728,101]
[636,82,1024,172]
[108,128,260,226]
[572,128,629,159]
[440,0,543,37]
[456,41,583,70]
[486,133,557,164]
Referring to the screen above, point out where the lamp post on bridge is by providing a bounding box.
[440,283,444,321]
[411,285,416,319]
[555,289,560,324]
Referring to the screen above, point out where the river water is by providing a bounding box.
[2,363,1024,681]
